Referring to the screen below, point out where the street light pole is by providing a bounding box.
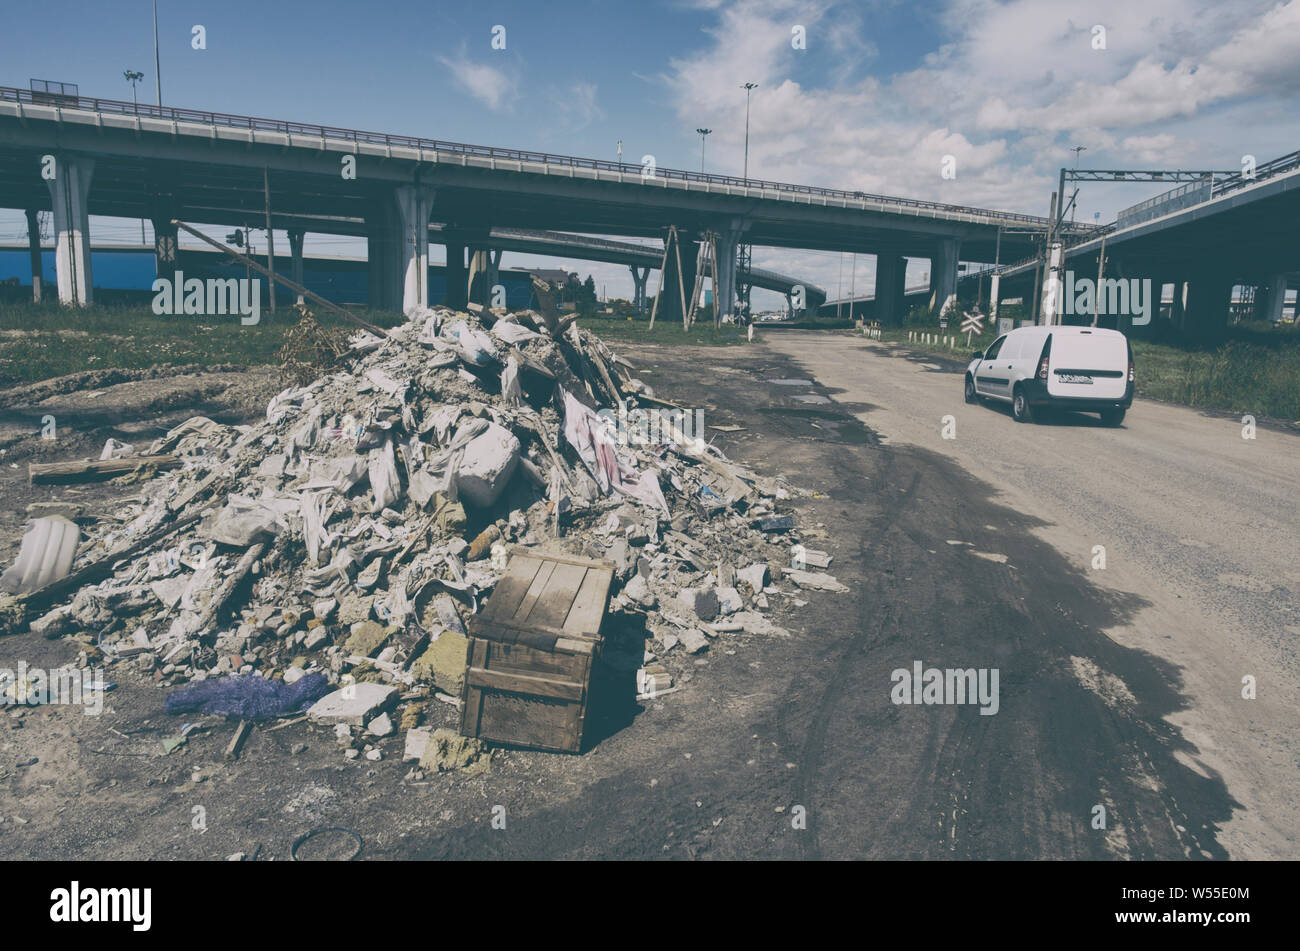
[153,0,162,106]
[740,83,757,182]
[696,128,711,173]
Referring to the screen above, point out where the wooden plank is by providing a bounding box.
[510,559,556,623]
[563,566,613,635]
[466,667,584,702]
[526,562,588,629]
[507,545,610,570]
[470,617,597,653]
[482,555,543,621]
[29,454,181,485]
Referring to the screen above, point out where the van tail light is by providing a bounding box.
[1037,334,1053,381]
[1128,361,1135,383]
[1127,341,1135,384]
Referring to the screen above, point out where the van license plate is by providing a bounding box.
[1059,374,1093,384]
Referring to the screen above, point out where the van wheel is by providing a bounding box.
[964,375,977,404]
[1100,407,1126,426]
[1012,386,1034,423]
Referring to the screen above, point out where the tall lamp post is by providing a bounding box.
[153,0,162,106]
[123,69,143,109]
[740,82,758,182]
[737,83,758,324]
[695,128,711,173]
[125,69,146,242]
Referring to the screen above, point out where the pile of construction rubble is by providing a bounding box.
[11,305,848,742]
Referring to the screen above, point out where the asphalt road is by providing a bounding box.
[763,331,1300,860]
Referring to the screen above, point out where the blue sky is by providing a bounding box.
[3,0,1298,305]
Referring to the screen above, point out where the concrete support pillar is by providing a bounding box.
[151,215,179,292]
[874,251,907,326]
[486,249,503,308]
[45,155,94,306]
[1169,280,1187,331]
[444,241,467,310]
[1260,274,1288,324]
[467,248,492,306]
[366,203,400,312]
[24,209,42,303]
[394,185,435,314]
[1183,274,1233,339]
[288,230,306,305]
[928,237,960,319]
[630,265,649,313]
[714,229,737,324]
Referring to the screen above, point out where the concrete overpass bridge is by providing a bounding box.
[0,83,1076,321]
[467,227,826,313]
[989,149,1300,336]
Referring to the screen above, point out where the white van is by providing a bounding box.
[964,325,1134,425]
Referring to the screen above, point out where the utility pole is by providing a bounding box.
[153,0,162,106]
[696,128,711,174]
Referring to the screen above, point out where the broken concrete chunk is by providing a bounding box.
[455,422,521,508]
[344,620,393,658]
[715,586,743,615]
[307,682,398,726]
[403,727,433,762]
[678,628,710,653]
[681,588,719,622]
[782,568,849,592]
[737,563,770,591]
[366,712,395,737]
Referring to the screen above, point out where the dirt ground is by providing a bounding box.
[0,339,1234,860]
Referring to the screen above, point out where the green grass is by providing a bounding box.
[880,324,1300,420]
[0,299,405,385]
[574,315,756,346]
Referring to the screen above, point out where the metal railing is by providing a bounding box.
[0,84,1076,229]
[997,147,1300,276]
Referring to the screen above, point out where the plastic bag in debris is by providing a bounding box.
[0,516,80,595]
[163,672,330,720]
[442,321,499,366]
[205,496,283,547]
[368,438,400,512]
[490,321,541,346]
[561,388,668,513]
[500,355,522,408]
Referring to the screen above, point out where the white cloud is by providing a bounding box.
[437,49,517,111]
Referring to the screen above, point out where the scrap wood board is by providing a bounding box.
[461,547,615,753]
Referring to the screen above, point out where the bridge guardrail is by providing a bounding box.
[0,85,1089,231]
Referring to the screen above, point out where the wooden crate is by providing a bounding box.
[460,547,614,754]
